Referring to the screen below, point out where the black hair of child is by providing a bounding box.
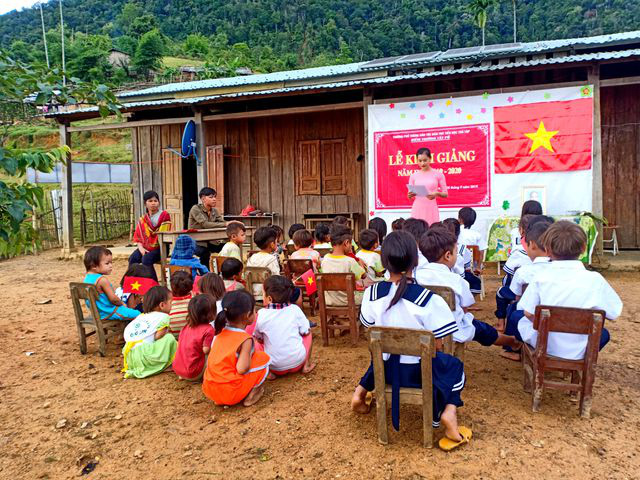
[221,258,244,280]
[120,263,155,287]
[330,224,352,246]
[214,289,255,335]
[519,214,536,232]
[84,246,112,271]
[293,229,314,248]
[332,215,350,226]
[419,226,457,263]
[198,273,226,301]
[529,214,555,229]
[226,221,246,237]
[170,270,193,297]
[442,218,461,238]
[381,230,418,310]
[264,275,294,304]
[143,285,171,313]
[525,220,553,248]
[199,187,217,198]
[254,226,277,249]
[391,218,405,231]
[521,199,543,216]
[187,294,217,328]
[458,207,477,228]
[359,229,379,251]
[314,223,330,243]
[368,217,387,244]
[288,223,305,240]
[416,147,432,157]
[402,217,429,242]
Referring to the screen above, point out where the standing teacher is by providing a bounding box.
[407,147,448,225]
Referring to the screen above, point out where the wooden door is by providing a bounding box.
[298,140,321,194]
[206,145,225,214]
[602,86,640,248]
[321,139,346,194]
[162,149,183,231]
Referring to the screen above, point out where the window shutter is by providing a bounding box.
[298,140,321,195]
[320,139,346,194]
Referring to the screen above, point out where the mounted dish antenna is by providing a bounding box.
[167,120,200,165]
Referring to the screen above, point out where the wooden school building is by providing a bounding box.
[51,31,640,254]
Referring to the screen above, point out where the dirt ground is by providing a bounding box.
[1,250,639,480]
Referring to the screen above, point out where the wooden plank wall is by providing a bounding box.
[204,108,365,230]
[132,124,183,217]
[601,85,640,249]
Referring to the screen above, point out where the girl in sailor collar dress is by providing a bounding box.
[351,231,471,450]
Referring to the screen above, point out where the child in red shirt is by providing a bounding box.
[173,294,216,381]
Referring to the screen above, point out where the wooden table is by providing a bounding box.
[224,213,278,227]
[157,227,255,285]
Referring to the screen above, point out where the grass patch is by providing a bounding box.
[163,56,206,68]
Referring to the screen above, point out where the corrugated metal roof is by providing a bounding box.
[119,30,640,99]
[47,47,640,118]
[118,62,366,98]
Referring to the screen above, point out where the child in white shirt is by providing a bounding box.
[356,229,384,287]
[509,200,542,251]
[443,218,481,294]
[246,226,281,296]
[402,218,429,277]
[313,223,331,250]
[457,207,487,251]
[514,221,622,360]
[290,229,321,271]
[254,275,315,377]
[501,220,553,360]
[416,226,520,351]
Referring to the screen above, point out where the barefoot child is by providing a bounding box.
[416,226,520,352]
[83,246,141,321]
[121,286,178,379]
[172,294,216,381]
[351,231,470,450]
[253,275,315,377]
[202,290,271,407]
[219,222,247,261]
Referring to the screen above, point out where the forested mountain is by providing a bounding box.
[1,0,638,83]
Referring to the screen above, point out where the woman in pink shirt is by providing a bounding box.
[407,147,448,225]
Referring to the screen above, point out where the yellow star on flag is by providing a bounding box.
[524,121,559,154]
[131,281,141,291]
[307,277,314,286]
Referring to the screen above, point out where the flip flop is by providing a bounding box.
[438,426,472,451]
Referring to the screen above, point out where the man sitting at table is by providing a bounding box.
[188,187,226,268]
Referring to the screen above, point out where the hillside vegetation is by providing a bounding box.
[0,0,638,86]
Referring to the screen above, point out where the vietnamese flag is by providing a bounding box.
[299,269,317,296]
[494,98,593,174]
[123,276,158,295]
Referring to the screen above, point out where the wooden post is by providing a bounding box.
[59,121,75,256]
[194,109,206,191]
[363,88,373,224]
[588,64,603,254]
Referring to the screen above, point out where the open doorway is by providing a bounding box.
[181,156,199,228]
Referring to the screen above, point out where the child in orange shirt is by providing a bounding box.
[202,290,271,407]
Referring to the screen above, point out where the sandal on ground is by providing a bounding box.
[438,426,472,451]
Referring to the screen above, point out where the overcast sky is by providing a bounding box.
[1,0,42,16]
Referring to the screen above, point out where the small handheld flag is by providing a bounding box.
[298,269,317,296]
[123,277,158,295]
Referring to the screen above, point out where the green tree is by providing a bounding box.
[67,33,113,82]
[469,0,498,46]
[130,14,158,39]
[0,52,120,255]
[114,34,137,56]
[116,1,144,36]
[183,33,210,59]
[133,28,164,77]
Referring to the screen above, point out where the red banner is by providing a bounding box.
[373,124,491,210]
